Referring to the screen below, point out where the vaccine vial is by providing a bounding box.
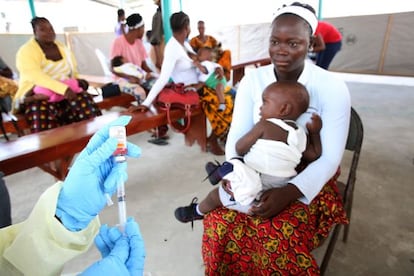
[109,125,127,163]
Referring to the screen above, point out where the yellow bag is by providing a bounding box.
[0,75,18,98]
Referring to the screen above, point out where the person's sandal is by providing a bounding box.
[147,137,169,145]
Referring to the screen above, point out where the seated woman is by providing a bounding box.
[110,55,149,103]
[201,3,351,274]
[190,20,232,81]
[13,17,101,133]
[130,11,233,155]
[110,13,157,95]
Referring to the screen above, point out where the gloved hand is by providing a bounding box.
[82,217,146,276]
[56,116,141,231]
[80,234,129,275]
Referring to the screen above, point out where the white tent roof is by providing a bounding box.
[2,0,414,33]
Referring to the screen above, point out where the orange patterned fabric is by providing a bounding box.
[217,50,232,81]
[202,170,348,275]
[0,76,18,98]
[200,86,233,138]
[190,35,219,52]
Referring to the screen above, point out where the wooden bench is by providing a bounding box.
[0,108,206,180]
[231,58,271,85]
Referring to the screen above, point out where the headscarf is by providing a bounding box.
[273,5,318,35]
[126,13,144,30]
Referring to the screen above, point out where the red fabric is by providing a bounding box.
[315,21,342,43]
[202,170,348,275]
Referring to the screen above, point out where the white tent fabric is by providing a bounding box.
[1,11,413,77]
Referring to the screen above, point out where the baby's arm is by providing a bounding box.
[193,60,208,75]
[235,121,265,156]
[302,113,323,162]
[214,64,224,80]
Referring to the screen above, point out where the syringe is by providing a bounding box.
[117,175,127,232]
[109,125,128,232]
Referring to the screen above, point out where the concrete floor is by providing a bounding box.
[3,73,414,275]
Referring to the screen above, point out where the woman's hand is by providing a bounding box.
[23,93,49,103]
[128,104,149,113]
[249,184,303,219]
[64,88,77,101]
[77,79,89,91]
[185,83,203,91]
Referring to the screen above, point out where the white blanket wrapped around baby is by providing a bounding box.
[224,118,307,206]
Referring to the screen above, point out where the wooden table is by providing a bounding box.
[0,108,206,179]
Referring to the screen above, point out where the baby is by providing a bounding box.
[193,47,227,111]
[33,78,83,102]
[175,81,322,222]
[111,55,147,80]
[110,55,150,102]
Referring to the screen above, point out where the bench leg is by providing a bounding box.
[184,111,207,152]
[38,155,74,181]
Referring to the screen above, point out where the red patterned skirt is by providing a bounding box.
[202,171,348,275]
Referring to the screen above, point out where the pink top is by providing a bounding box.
[315,21,342,43]
[110,35,148,67]
[33,78,82,102]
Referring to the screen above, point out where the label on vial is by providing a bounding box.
[109,125,127,162]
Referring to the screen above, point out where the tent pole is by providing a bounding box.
[27,0,36,18]
[318,0,323,19]
[161,0,172,42]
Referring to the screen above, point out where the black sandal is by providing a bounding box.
[147,137,169,146]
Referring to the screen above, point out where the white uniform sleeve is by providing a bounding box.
[0,182,100,276]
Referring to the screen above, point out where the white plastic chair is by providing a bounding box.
[95,48,112,77]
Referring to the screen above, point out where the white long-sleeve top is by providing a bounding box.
[226,60,351,204]
[142,37,198,107]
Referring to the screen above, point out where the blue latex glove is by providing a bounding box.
[56,116,141,231]
[80,234,129,276]
[82,217,146,276]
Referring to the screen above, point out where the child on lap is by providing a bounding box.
[175,81,323,221]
